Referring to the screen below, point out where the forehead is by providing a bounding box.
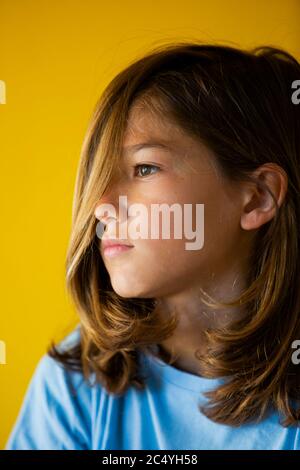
[122,101,187,150]
[121,99,220,176]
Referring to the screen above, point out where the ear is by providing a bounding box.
[240,163,288,231]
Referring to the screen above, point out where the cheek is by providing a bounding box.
[133,237,207,281]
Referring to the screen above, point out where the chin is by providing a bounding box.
[110,279,153,299]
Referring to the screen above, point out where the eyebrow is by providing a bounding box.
[122,141,172,155]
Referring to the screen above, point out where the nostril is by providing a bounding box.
[95,220,107,240]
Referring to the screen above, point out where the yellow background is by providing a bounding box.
[0,0,299,449]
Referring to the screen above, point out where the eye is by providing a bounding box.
[133,164,161,178]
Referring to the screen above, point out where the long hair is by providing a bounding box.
[48,40,300,426]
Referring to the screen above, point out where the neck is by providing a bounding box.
[152,268,248,376]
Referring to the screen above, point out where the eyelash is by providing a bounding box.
[133,164,161,178]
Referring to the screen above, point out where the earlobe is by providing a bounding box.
[240,163,288,231]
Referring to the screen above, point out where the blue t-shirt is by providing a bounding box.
[5,325,300,450]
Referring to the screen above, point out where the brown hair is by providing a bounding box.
[48,41,300,426]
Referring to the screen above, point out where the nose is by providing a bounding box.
[94,194,117,240]
[94,176,128,233]
[94,190,118,224]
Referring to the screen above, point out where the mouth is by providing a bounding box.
[101,239,134,258]
[102,244,134,258]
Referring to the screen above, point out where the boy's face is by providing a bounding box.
[94,100,252,299]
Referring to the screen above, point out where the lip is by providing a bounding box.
[103,245,134,258]
[101,238,134,249]
[101,238,134,258]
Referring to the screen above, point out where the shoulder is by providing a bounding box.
[5,324,95,450]
[32,324,85,395]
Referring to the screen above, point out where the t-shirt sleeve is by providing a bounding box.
[5,350,92,450]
